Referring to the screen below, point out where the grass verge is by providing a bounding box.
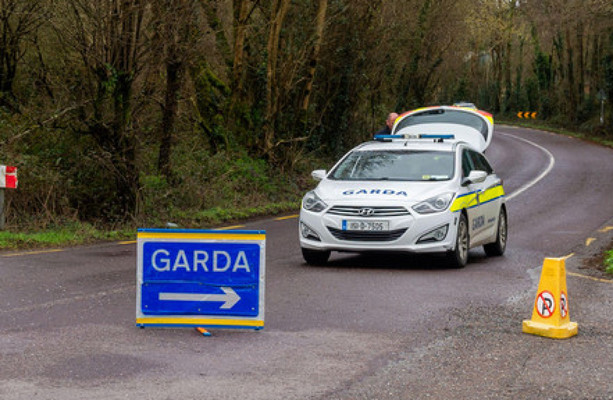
[0,201,300,251]
[168,201,300,227]
[0,223,134,250]
[497,119,613,148]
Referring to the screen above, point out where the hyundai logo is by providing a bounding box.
[358,208,375,217]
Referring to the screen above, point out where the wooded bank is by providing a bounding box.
[1,0,612,227]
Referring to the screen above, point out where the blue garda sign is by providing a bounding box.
[136,229,265,330]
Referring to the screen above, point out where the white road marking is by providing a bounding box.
[499,132,556,201]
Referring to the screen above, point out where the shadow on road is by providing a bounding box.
[304,250,490,271]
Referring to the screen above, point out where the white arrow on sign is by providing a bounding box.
[159,287,241,309]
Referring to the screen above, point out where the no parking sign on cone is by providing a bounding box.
[522,257,578,339]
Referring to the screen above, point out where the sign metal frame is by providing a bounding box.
[136,228,266,330]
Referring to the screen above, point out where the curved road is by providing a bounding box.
[2,126,613,399]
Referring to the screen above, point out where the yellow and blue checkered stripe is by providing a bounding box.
[137,229,266,241]
[450,184,505,212]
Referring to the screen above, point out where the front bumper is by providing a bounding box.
[299,206,459,254]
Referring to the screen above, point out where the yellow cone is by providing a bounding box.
[522,257,578,339]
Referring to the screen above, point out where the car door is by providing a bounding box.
[467,150,502,245]
[460,148,493,246]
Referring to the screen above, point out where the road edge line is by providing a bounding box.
[499,132,556,202]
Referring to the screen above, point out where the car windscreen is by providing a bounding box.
[395,109,488,141]
[329,150,455,181]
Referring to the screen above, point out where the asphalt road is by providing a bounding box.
[2,126,613,399]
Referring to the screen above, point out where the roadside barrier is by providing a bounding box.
[522,257,578,339]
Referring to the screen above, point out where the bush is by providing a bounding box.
[136,143,310,228]
[606,249,613,274]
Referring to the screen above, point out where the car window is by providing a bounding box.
[469,150,493,174]
[462,150,474,177]
[329,150,455,181]
[395,109,488,141]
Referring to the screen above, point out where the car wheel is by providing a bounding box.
[301,248,331,265]
[484,207,507,257]
[447,213,469,268]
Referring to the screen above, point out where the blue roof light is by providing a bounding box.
[419,134,455,139]
[373,134,404,141]
[374,134,455,141]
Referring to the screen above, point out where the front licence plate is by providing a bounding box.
[342,220,389,231]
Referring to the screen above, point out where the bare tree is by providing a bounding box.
[231,0,250,97]
[59,0,150,218]
[301,0,328,113]
[0,0,45,111]
[153,0,200,181]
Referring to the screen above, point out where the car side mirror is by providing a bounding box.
[311,170,327,181]
[462,170,487,186]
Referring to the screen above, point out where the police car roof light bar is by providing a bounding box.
[419,134,455,139]
[374,134,455,141]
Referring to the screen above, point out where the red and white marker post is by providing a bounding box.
[0,166,18,229]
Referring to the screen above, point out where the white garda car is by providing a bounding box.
[299,108,506,268]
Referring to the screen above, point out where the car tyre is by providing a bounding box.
[484,207,507,257]
[447,213,469,268]
[302,248,331,265]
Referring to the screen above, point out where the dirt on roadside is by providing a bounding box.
[580,238,613,275]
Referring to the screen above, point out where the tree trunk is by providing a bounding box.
[112,0,144,217]
[565,28,577,122]
[301,0,328,112]
[590,34,600,98]
[202,0,232,67]
[503,40,512,112]
[263,0,290,155]
[491,46,502,112]
[577,21,586,103]
[158,59,183,181]
[70,0,147,219]
[232,0,250,96]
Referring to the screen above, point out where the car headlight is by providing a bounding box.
[412,192,454,214]
[302,191,328,213]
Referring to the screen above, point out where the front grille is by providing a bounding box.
[327,227,408,242]
[327,205,410,217]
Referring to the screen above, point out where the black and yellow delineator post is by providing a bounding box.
[522,257,578,339]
